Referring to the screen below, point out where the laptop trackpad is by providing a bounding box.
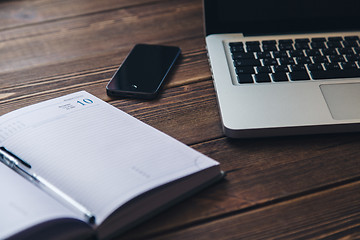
[320,83,360,120]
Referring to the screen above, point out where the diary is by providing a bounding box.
[0,91,222,239]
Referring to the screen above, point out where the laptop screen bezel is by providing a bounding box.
[204,0,360,37]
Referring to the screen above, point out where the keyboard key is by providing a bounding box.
[307,63,324,71]
[345,54,360,61]
[279,39,293,44]
[342,40,359,47]
[311,42,326,49]
[295,38,310,43]
[246,41,260,45]
[272,72,289,82]
[278,44,294,51]
[262,40,277,45]
[262,44,277,51]
[230,45,245,53]
[305,49,321,56]
[294,42,310,50]
[246,45,261,52]
[324,62,341,70]
[273,65,289,72]
[279,57,295,65]
[344,36,359,41]
[229,42,245,53]
[234,59,261,67]
[262,58,278,66]
[341,62,358,69]
[312,56,329,63]
[256,66,272,73]
[289,50,305,57]
[329,55,345,63]
[312,37,326,42]
[290,65,306,72]
[236,66,255,74]
[326,41,342,48]
[237,74,254,84]
[232,52,255,59]
[255,73,271,83]
[256,52,272,59]
[322,48,338,56]
[273,51,288,58]
[338,47,355,55]
[311,69,360,80]
[230,42,243,47]
[295,56,312,64]
[289,71,310,81]
[328,37,343,41]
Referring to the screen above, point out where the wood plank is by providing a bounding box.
[128,181,360,240]
[0,0,164,30]
[0,80,221,145]
[117,128,360,238]
[0,36,209,95]
[111,82,223,145]
[0,0,204,74]
[0,36,211,116]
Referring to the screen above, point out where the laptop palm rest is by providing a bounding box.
[320,83,360,120]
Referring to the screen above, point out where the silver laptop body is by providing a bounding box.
[204,0,360,138]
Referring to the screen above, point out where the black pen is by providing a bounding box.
[0,147,32,168]
[0,147,96,224]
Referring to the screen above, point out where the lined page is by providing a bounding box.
[0,91,218,224]
[0,163,80,239]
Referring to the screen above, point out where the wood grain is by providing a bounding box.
[0,0,203,74]
[0,0,160,30]
[119,131,360,238]
[133,182,360,240]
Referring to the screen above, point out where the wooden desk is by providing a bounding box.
[1,0,359,239]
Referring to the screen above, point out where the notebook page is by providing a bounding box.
[0,91,218,224]
[0,163,80,239]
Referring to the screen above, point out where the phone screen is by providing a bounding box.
[106,44,181,99]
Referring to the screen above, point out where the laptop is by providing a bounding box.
[204,0,360,138]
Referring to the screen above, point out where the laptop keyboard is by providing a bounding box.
[229,36,360,84]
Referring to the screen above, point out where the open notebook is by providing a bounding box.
[0,91,222,239]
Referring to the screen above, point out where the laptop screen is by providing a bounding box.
[204,0,360,36]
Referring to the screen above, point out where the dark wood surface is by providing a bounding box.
[1,0,360,239]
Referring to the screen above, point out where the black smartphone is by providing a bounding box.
[106,44,181,99]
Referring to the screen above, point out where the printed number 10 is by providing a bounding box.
[77,99,93,105]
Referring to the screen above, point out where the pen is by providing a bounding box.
[0,147,96,224]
